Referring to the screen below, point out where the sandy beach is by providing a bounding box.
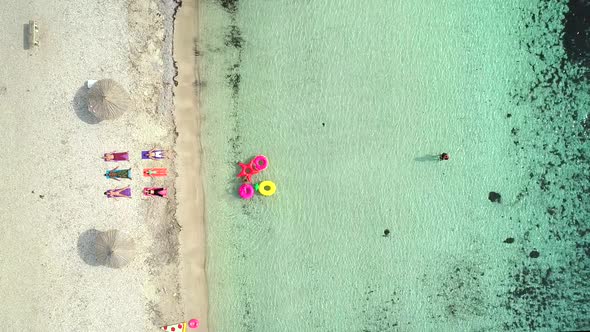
[173,0,209,330]
[0,0,207,330]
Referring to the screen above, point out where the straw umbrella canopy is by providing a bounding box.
[87,79,130,120]
[95,230,135,268]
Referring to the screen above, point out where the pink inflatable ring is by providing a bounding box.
[251,155,269,172]
[188,319,200,329]
[239,183,255,200]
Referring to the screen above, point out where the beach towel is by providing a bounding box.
[143,187,167,198]
[142,150,165,160]
[104,151,129,162]
[143,168,167,177]
[105,168,131,180]
[105,187,131,198]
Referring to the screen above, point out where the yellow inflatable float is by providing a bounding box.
[257,181,276,197]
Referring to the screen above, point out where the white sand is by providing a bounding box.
[0,0,206,330]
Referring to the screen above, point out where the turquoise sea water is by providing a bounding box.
[198,1,589,330]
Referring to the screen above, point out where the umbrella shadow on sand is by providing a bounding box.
[77,229,101,266]
[72,85,101,124]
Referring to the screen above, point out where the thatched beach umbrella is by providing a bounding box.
[95,229,135,268]
[87,79,130,120]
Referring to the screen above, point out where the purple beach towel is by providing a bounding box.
[105,187,132,198]
[142,150,165,160]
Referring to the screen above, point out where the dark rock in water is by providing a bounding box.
[506,113,512,118]
[383,229,390,237]
[225,25,244,49]
[583,115,590,131]
[564,0,590,68]
[503,237,515,244]
[217,0,239,14]
[488,192,502,203]
[529,250,540,258]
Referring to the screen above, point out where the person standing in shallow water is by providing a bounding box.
[439,153,449,161]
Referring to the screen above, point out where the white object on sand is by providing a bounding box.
[161,322,187,331]
[86,80,97,88]
[28,20,39,48]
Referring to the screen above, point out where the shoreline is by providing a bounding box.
[172,0,209,330]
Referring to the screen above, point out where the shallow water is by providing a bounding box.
[198,0,590,330]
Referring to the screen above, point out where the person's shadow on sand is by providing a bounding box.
[72,85,101,124]
[77,229,101,266]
